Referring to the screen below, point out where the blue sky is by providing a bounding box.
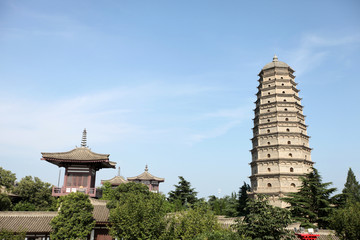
[0,0,359,198]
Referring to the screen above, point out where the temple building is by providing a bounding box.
[101,167,128,188]
[127,165,165,193]
[249,55,313,207]
[41,129,116,198]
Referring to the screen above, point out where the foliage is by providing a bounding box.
[0,193,12,211]
[107,182,168,240]
[50,192,95,240]
[13,176,56,211]
[168,176,198,209]
[12,201,36,211]
[194,229,249,240]
[208,193,238,217]
[330,201,360,240]
[342,168,360,203]
[0,167,16,190]
[282,167,336,228]
[100,181,116,200]
[237,182,251,216]
[236,195,295,240]
[164,202,221,240]
[0,230,26,240]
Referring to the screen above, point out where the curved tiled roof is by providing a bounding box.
[41,147,116,168]
[101,175,128,185]
[0,211,56,233]
[262,55,290,70]
[127,165,164,182]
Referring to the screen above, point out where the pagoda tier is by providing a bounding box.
[249,56,313,208]
[127,165,165,193]
[41,129,116,197]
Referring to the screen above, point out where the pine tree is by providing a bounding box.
[168,176,197,208]
[282,167,336,228]
[342,168,360,203]
[237,182,251,216]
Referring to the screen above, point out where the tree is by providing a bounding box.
[0,193,12,211]
[50,192,95,240]
[282,167,336,228]
[236,195,295,240]
[165,202,221,240]
[168,176,198,209]
[342,168,360,203]
[107,182,168,240]
[0,167,16,190]
[13,176,56,211]
[208,193,238,217]
[330,201,360,240]
[237,182,251,216]
[0,230,25,240]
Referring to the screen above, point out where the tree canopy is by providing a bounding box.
[236,195,295,240]
[282,167,336,228]
[50,192,95,240]
[237,182,251,216]
[13,176,56,211]
[0,167,16,190]
[342,168,360,203]
[168,176,198,209]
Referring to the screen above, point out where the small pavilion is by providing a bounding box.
[127,165,164,193]
[41,129,116,197]
[101,167,128,188]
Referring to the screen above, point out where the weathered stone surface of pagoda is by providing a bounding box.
[41,129,116,197]
[249,55,313,207]
[127,165,164,193]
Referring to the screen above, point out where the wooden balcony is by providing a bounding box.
[52,186,100,198]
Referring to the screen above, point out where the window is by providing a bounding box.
[283,99,287,102]
[267,109,270,112]
[286,128,290,132]
[66,174,88,187]
[268,101,270,103]
[267,119,270,122]
[269,78,271,80]
[282,83,284,86]
[267,183,272,187]
[288,141,291,144]
[290,167,294,172]
[284,108,288,111]
[282,91,285,93]
[268,85,271,87]
[267,154,271,158]
[289,153,293,157]
[281,77,283,79]
[267,142,270,145]
[268,92,270,95]
[291,183,296,187]
[267,168,271,172]
[285,118,289,121]
[267,129,270,133]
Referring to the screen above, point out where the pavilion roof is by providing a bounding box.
[41,147,116,169]
[101,175,128,185]
[127,165,164,182]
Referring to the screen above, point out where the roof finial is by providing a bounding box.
[81,128,87,148]
[145,164,148,172]
[118,167,120,176]
[273,54,278,62]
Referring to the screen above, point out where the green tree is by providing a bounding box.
[0,193,12,211]
[237,182,251,216]
[100,181,115,200]
[236,195,295,240]
[342,168,360,203]
[0,167,16,190]
[107,182,168,240]
[165,202,221,240]
[0,230,26,240]
[13,176,56,211]
[168,176,198,209]
[50,192,95,240]
[330,201,360,240]
[282,167,336,228]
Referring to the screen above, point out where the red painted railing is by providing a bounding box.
[52,186,97,197]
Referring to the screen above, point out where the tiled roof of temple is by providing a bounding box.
[127,165,164,182]
[101,175,128,185]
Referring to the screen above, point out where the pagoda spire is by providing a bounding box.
[145,164,148,172]
[81,129,87,148]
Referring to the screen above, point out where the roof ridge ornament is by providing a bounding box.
[81,128,88,148]
[145,164,148,172]
[273,54,278,62]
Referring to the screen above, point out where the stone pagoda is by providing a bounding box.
[41,129,116,197]
[249,55,313,207]
[127,165,164,193]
